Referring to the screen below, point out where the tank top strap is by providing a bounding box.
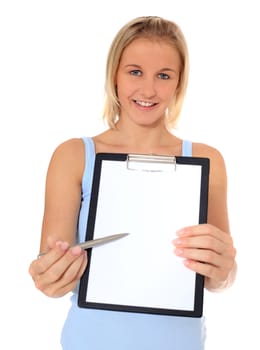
[81,137,96,197]
[182,140,192,156]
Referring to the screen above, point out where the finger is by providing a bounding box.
[174,247,222,267]
[173,235,226,255]
[176,224,232,244]
[182,258,233,283]
[30,241,70,277]
[35,247,85,288]
[40,252,87,297]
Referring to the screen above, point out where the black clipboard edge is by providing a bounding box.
[78,299,203,318]
[176,156,210,317]
[78,153,210,318]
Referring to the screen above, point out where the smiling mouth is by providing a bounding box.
[134,100,158,107]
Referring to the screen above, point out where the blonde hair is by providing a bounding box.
[103,16,189,129]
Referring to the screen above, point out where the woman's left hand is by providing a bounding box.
[173,223,237,291]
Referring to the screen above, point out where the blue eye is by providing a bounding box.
[130,70,142,76]
[158,73,170,80]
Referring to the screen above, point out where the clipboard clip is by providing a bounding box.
[127,154,176,172]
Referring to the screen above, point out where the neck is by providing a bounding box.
[114,120,172,148]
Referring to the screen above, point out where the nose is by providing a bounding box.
[140,76,156,99]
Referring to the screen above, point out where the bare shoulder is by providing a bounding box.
[192,142,227,187]
[193,142,225,164]
[48,138,85,182]
[52,137,84,154]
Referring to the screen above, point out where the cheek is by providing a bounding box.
[166,82,179,99]
[117,79,135,100]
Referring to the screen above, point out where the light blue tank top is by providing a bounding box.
[61,137,206,350]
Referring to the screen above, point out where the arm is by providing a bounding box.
[173,143,237,292]
[28,138,88,297]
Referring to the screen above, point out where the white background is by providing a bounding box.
[1,1,259,349]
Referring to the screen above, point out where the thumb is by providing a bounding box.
[45,235,63,250]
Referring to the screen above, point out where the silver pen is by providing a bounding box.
[37,233,129,258]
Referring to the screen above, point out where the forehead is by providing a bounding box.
[120,37,181,68]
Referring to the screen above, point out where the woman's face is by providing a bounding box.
[116,37,181,128]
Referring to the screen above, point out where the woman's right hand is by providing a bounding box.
[29,237,88,297]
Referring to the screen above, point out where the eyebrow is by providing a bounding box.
[124,64,178,74]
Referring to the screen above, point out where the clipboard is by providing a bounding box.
[78,153,209,317]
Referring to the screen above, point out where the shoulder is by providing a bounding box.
[49,137,87,162]
[192,142,227,186]
[52,137,85,156]
[47,138,86,182]
[192,142,225,164]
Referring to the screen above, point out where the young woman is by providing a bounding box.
[29,16,237,349]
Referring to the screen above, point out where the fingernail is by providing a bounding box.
[70,246,83,256]
[60,242,69,251]
[176,229,186,236]
[173,238,183,246]
[55,240,63,247]
[174,248,183,256]
[184,260,191,267]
